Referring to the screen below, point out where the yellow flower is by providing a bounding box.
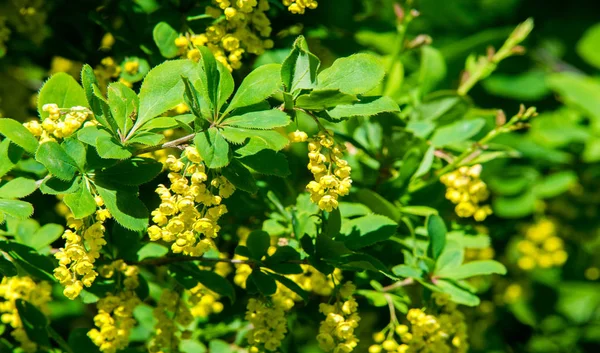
[318,282,359,353]
[440,164,492,221]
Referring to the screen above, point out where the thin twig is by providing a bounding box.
[133,133,195,156]
[132,255,308,267]
[382,277,414,292]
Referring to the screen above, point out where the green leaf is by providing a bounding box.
[0,178,37,199]
[194,127,230,169]
[16,299,50,346]
[107,82,138,136]
[533,171,577,199]
[197,46,220,114]
[135,60,199,131]
[217,61,234,112]
[430,118,486,147]
[263,246,303,275]
[68,328,101,353]
[127,132,164,146]
[190,269,235,302]
[28,224,64,250]
[248,269,277,296]
[295,89,358,110]
[96,136,133,159]
[95,182,148,231]
[224,63,282,115]
[40,176,80,195]
[221,159,257,193]
[0,139,24,178]
[223,110,290,130]
[0,118,39,154]
[354,189,401,222]
[317,53,385,95]
[435,279,480,306]
[182,76,205,124]
[223,128,289,156]
[137,243,169,260]
[577,23,600,70]
[340,214,397,250]
[546,73,600,127]
[427,214,447,261]
[63,184,96,219]
[0,241,55,281]
[0,199,34,219]
[37,72,88,119]
[281,36,320,93]
[419,46,447,95]
[120,57,150,83]
[327,96,399,120]
[240,150,291,177]
[35,141,79,180]
[81,65,116,132]
[246,230,271,260]
[153,22,179,59]
[269,272,309,301]
[96,157,163,186]
[436,260,506,279]
[77,126,112,145]
[391,265,423,279]
[62,138,87,171]
[0,257,17,277]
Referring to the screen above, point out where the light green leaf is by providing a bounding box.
[135,60,199,130]
[0,178,37,199]
[327,96,399,120]
[95,182,148,231]
[37,72,88,119]
[430,118,486,147]
[107,82,138,136]
[127,132,164,146]
[77,125,112,145]
[317,53,385,95]
[533,171,577,199]
[340,214,397,250]
[194,127,230,169]
[197,45,220,114]
[354,189,401,222]
[577,23,600,70]
[427,214,447,261]
[217,61,234,112]
[62,138,87,171]
[225,63,282,115]
[153,22,179,59]
[435,279,480,306]
[223,109,290,129]
[222,127,289,156]
[419,46,446,95]
[437,260,506,279]
[35,141,79,180]
[119,57,150,83]
[295,89,358,110]
[96,136,133,159]
[81,65,116,132]
[547,73,600,127]
[0,199,34,219]
[0,139,24,178]
[0,118,39,154]
[28,224,64,250]
[63,184,96,219]
[137,243,169,260]
[221,159,258,193]
[281,36,320,93]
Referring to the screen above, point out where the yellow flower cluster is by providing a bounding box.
[369,294,468,353]
[54,196,111,300]
[317,282,360,353]
[88,261,141,353]
[94,57,124,91]
[282,0,319,14]
[245,297,289,352]
[174,0,275,70]
[0,277,52,353]
[124,59,139,75]
[516,219,568,270]
[149,289,194,353]
[148,147,235,256]
[288,129,309,143]
[305,130,352,212]
[187,259,231,318]
[23,104,92,143]
[440,164,492,221]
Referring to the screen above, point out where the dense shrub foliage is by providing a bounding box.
[0,1,599,353]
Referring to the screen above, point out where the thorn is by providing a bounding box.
[511,45,526,55]
[394,3,404,22]
[496,110,507,126]
[487,46,496,61]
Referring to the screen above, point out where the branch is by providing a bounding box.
[132,254,308,267]
[133,133,195,156]
[381,277,414,292]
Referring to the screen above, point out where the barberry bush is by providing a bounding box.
[1,1,599,353]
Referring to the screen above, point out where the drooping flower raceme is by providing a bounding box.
[440,164,492,221]
[148,147,235,257]
[317,282,360,353]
